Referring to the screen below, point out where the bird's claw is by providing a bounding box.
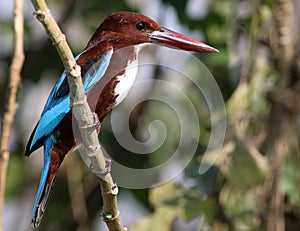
[92,112,101,134]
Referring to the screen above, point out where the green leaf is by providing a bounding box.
[281,156,300,209]
[148,182,217,224]
[131,206,178,231]
[181,190,216,223]
[226,140,268,189]
[219,186,263,229]
[149,182,185,207]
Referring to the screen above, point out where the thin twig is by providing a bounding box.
[0,0,24,230]
[30,0,124,230]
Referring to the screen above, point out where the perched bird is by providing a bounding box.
[25,11,218,227]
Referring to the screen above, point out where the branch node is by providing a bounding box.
[52,33,66,46]
[71,95,86,107]
[68,64,81,78]
[32,10,48,22]
[87,145,100,151]
[89,158,112,178]
[80,122,97,130]
[102,210,120,221]
[104,183,119,196]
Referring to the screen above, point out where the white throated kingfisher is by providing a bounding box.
[25,11,218,227]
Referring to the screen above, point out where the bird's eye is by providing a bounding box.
[136,22,146,31]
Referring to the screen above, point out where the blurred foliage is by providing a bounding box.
[1,0,300,230]
[132,182,217,231]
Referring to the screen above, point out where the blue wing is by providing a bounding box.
[25,49,113,154]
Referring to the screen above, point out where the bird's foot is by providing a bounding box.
[92,112,101,134]
[90,157,111,177]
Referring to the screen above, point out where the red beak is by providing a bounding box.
[149,27,218,53]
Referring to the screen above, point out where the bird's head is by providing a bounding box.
[86,11,218,53]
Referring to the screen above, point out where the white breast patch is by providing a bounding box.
[114,54,139,106]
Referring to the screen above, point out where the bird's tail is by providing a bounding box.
[30,137,64,227]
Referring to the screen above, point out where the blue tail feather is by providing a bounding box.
[30,137,53,227]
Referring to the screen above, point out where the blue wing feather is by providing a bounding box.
[83,49,113,92]
[27,49,113,153]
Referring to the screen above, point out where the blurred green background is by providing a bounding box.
[0,0,300,230]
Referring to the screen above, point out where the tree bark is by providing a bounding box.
[0,0,24,230]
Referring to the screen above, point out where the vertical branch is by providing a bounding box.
[264,0,297,230]
[30,0,124,230]
[0,0,24,230]
[272,0,294,76]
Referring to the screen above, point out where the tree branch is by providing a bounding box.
[265,0,297,230]
[30,0,124,230]
[0,0,24,230]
